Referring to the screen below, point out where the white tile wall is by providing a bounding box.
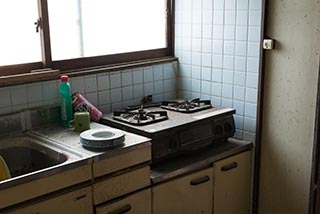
[0,62,177,115]
[0,88,11,108]
[84,75,98,93]
[121,70,133,87]
[110,73,122,89]
[176,0,262,141]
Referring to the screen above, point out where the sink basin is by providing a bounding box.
[0,135,73,179]
[0,133,91,210]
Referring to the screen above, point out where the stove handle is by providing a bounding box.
[221,162,238,171]
[108,204,132,214]
[190,176,210,186]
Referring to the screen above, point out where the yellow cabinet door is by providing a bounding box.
[213,151,252,214]
[10,187,93,214]
[93,166,150,205]
[153,167,213,214]
[96,188,151,214]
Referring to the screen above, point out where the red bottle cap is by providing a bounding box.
[61,75,69,82]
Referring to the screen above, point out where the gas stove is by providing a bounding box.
[100,99,236,164]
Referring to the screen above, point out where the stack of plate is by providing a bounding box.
[80,129,125,149]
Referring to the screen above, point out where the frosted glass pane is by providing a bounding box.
[0,1,41,66]
[48,0,166,60]
[48,0,82,61]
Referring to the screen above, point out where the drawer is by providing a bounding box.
[10,187,93,214]
[96,188,151,214]
[0,164,91,209]
[93,166,150,205]
[93,145,151,177]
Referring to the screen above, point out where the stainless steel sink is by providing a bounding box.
[0,134,81,180]
[0,132,91,210]
[0,137,68,178]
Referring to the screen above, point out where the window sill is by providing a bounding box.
[62,56,178,77]
[0,69,60,87]
[0,56,178,88]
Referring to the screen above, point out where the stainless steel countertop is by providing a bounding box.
[0,122,151,192]
[31,122,151,161]
[151,138,253,184]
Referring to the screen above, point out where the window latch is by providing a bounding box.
[34,18,42,33]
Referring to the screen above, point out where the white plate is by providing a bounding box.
[80,129,125,149]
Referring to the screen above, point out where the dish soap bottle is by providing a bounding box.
[60,75,73,127]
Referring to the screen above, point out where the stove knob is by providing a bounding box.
[215,125,223,135]
[224,123,233,132]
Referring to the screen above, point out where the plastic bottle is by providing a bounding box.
[60,75,73,126]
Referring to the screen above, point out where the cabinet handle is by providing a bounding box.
[74,194,87,201]
[221,162,238,171]
[190,176,210,186]
[108,204,132,214]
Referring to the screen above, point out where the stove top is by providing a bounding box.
[161,98,212,113]
[102,106,235,135]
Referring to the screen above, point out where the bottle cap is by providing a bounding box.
[61,75,69,82]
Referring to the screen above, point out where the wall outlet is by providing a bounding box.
[263,39,275,50]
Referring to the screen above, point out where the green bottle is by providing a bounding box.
[60,75,73,127]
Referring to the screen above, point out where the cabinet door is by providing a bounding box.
[96,188,151,214]
[10,187,93,214]
[93,166,150,205]
[213,151,252,214]
[153,167,213,214]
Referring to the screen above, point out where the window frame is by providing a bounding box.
[0,0,174,78]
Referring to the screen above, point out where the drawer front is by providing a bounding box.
[93,146,151,177]
[153,167,213,214]
[96,188,151,214]
[213,150,252,214]
[0,164,91,210]
[93,166,150,205]
[10,187,93,214]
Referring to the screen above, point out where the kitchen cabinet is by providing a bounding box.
[92,145,151,177]
[93,166,150,205]
[96,188,151,214]
[10,187,93,214]
[153,167,213,214]
[0,164,91,210]
[213,151,252,214]
[93,144,151,206]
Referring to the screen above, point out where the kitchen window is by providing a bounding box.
[0,0,174,83]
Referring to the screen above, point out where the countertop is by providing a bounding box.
[151,138,253,184]
[32,122,253,184]
[0,122,151,193]
[31,122,151,161]
[0,121,252,186]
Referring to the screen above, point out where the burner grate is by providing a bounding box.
[113,106,168,125]
[161,98,212,113]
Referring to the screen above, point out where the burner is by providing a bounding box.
[125,102,162,111]
[113,106,168,126]
[161,98,212,113]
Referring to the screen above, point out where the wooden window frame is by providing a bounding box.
[0,0,175,84]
